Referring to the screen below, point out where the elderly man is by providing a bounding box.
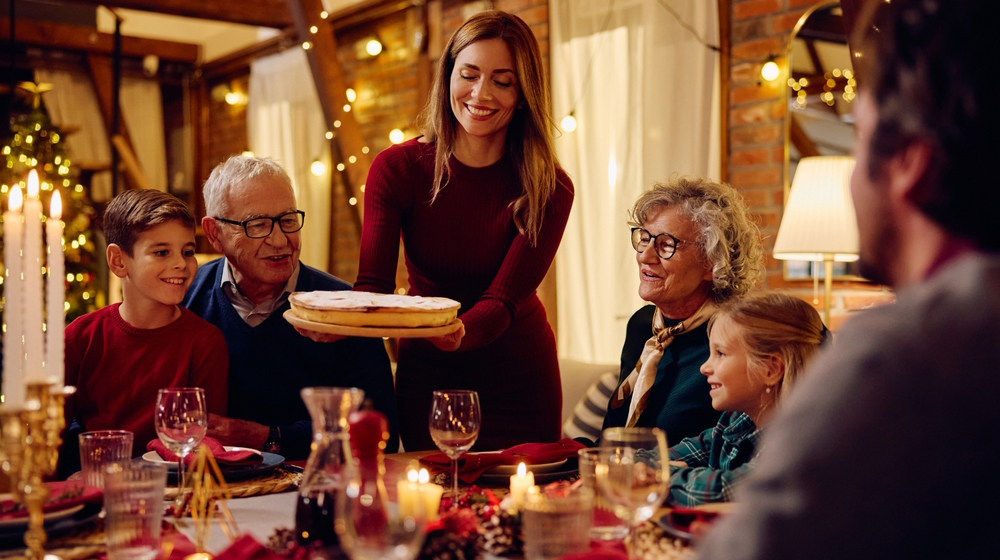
[184,155,398,459]
[695,1,1000,559]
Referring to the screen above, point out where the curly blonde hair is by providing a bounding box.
[629,177,764,302]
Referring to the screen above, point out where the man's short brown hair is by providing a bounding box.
[104,189,195,256]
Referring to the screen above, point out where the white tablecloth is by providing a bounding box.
[174,491,298,553]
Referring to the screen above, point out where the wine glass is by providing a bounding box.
[596,427,670,557]
[428,390,481,500]
[155,387,207,505]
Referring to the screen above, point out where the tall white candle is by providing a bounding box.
[22,170,45,384]
[2,186,25,409]
[46,190,64,387]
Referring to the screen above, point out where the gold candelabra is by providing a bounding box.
[0,382,74,560]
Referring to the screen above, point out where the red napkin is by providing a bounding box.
[0,481,102,520]
[421,438,585,483]
[213,534,285,560]
[146,436,264,467]
[559,541,629,560]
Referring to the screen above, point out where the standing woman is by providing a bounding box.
[356,11,574,450]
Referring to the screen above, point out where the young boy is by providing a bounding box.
[59,189,228,477]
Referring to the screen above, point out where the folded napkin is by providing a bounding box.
[213,534,285,560]
[146,436,263,467]
[421,438,585,483]
[0,481,102,520]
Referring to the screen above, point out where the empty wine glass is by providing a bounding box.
[428,390,481,500]
[596,427,670,557]
[155,387,207,506]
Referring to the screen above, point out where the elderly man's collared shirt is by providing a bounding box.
[667,411,761,506]
[220,258,300,327]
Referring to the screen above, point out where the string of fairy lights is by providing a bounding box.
[229,5,410,209]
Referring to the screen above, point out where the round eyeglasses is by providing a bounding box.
[630,227,692,260]
[214,210,305,239]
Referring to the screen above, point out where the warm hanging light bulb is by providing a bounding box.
[346,88,357,103]
[311,159,326,176]
[761,59,780,82]
[365,39,383,56]
[561,113,578,132]
[389,129,405,144]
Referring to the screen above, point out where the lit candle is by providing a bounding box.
[396,468,420,519]
[2,186,25,409]
[509,462,535,509]
[46,190,64,387]
[22,170,44,383]
[418,468,443,521]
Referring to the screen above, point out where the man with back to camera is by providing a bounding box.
[695,1,1000,558]
[184,155,399,459]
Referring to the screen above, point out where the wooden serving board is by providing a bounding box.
[283,309,462,338]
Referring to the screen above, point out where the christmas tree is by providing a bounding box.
[1,82,103,335]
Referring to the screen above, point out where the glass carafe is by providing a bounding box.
[295,387,365,554]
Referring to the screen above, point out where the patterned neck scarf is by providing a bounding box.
[611,299,717,427]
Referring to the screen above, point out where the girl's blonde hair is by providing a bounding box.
[710,292,827,409]
[416,10,558,245]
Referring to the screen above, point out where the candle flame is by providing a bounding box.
[407,469,419,483]
[419,468,430,484]
[27,169,40,199]
[8,186,23,212]
[50,189,62,220]
[517,462,527,476]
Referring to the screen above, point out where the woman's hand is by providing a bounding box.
[293,326,346,343]
[426,321,465,351]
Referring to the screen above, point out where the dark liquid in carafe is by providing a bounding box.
[295,489,346,557]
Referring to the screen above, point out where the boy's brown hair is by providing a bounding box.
[104,189,195,256]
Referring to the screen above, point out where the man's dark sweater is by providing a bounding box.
[184,259,398,458]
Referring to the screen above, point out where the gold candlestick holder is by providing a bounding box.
[0,382,75,560]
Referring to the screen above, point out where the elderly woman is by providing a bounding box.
[602,177,764,442]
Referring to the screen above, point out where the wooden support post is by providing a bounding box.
[86,53,143,191]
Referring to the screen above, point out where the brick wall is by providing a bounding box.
[726,0,891,328]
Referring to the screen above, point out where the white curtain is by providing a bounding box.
[120,76,168,192]
[248,48,331,271]
[33,68,113,202]
[551,0,721,364]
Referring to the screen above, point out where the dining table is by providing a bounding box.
[0,451,707,560]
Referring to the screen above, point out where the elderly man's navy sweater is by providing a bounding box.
[184,259,398,459]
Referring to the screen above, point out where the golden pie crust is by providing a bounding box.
[288,291,461,328]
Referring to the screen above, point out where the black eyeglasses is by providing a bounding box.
[630,227,693,260]
[214,211,305,239]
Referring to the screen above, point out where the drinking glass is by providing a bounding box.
[337,487,427,560]
[154,387,207,505]
[428,390,481,500]
[596,427,670,556]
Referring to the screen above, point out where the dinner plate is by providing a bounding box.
[140,451,284,483]
[0,503,85,528]
[284,310,462,338]
[0,502,102,550]
[142,446,261,465]
[475,465,579,485]
[479,457,569,475]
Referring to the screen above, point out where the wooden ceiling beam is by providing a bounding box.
[288,0,373,237]
[0,16,199,62]
[789,115,821,158]
[55,0,293,29]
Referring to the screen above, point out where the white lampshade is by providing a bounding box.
[773,156,859,262]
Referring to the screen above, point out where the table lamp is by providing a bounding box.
[772,156,859,325]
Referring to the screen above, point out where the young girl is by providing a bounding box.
[667,292,827,506]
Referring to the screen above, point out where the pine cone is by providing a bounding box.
[417,529,478,560]
[477,508,523,556]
